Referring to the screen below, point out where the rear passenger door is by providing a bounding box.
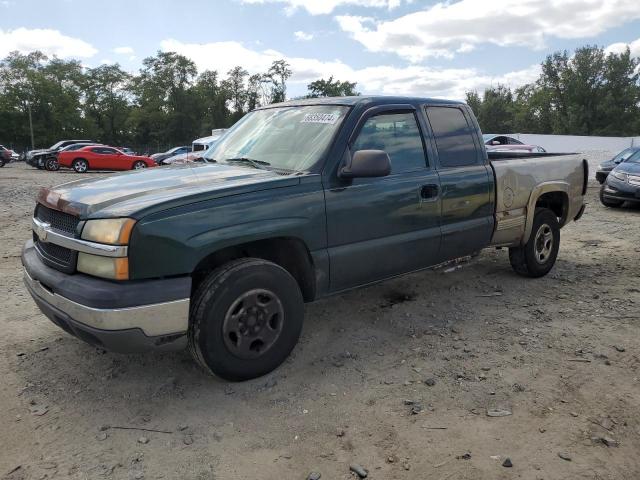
[325,106,442,292]
[424,105,494,260]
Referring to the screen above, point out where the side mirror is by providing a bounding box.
[340,150,391,178]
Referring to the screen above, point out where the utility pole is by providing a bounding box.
[27,101,35,150]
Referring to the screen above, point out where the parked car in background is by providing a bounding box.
[57,146,156,173]
[483,134,546,153]
[0,145,11,167]
[26,140,94,169]
[151,146,190,165]
[600,152,640,208]
[163,131,229,165]
[44,142,103,171]
[192,129,227,152]
[162,151,207,165]
[1,146,20,162]
[596,146,640,184]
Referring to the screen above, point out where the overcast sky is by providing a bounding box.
[1,0,639,99]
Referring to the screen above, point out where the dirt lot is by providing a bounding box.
[1,159,640,480]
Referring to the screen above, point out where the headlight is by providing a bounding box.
[81,218,136,245]
[611,171,627,182]
[77,253,129,280]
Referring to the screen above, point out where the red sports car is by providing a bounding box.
[57,146,156,173]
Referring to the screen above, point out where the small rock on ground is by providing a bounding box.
[349,464,368,478]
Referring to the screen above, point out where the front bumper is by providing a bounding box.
[602,181,640,203]
[22,241,191,353]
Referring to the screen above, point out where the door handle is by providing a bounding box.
[420,184,439,200]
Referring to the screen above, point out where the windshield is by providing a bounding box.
[204,105,348,172]
[613,147,638,162]
[49,141,65,150]
[625,150,640,164]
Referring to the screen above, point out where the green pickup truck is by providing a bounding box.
[22,96,588,380]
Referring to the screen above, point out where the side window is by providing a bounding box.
[352,112,427,174]
[90,147,103,154]
[425,107,478,168]
[102,148,117,154]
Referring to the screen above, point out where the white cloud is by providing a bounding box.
[160,38,540,100]
[294,31,314,41]
[606,37,640,58]
[336,0,640,62]
[113,46,135,55]
[0,27,97,59]
[239,0,401,15]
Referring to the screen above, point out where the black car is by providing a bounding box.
[26,139,93,169]
[600,151,640,208]
[596,147,640,184]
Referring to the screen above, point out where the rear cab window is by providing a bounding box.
[425,106,479,168]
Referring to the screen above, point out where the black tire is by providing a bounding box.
[0,158,5,168]
[189,258,304,381]
[132,160,147,170]
[72,158,89,173]
[599,186,624,208]
[509,208,560,278]
[45,158,60,171]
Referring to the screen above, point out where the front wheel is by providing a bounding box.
[0,158,5,167]
[189,258,304,381]
[45,158,59,171]
[509,208,560,278]
[599,186,624,208]
[72,159,88,173]
[132,160,147,170]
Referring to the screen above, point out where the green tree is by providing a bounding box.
[266,60,292,103]
[306,76,359,97]
[83,64,132,145]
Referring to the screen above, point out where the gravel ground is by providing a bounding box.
[1,155,640,480]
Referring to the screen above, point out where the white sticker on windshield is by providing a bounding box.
[301,112,339,125]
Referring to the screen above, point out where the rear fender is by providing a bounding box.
[522,181,569,245]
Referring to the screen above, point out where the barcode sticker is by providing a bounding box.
[301,113,339,125]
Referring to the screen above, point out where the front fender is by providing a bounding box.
[128,180,326,279]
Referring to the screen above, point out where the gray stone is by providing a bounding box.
[349,464,368,478]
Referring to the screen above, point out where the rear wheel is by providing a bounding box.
[72,158,88,173]
[132,160,147,170]
[509,208,560,278]
[0,158,5,167]
[189,258,304,381]
[599,186,624,208]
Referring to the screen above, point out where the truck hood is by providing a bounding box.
[37,163,300,219]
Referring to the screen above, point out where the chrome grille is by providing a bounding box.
[33,204,79,273]
[35,204,80,235]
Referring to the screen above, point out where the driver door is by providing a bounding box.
[324,106,442,292]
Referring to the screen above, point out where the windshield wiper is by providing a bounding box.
[223,157,271,169]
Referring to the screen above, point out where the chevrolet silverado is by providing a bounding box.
[22,96,588,380]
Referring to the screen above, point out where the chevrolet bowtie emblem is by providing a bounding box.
[35,222,50,242]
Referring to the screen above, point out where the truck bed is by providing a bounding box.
[489,152,588,247]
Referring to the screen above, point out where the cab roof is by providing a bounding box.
[262,95,466,109]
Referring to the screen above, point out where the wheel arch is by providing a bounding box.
[522,182,569,245]
[191,236,316,302]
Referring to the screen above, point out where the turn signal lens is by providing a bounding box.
[77,253,129,280]
[81,218,136,245]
